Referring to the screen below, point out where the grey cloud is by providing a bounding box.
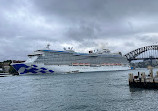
[32,0,158,18]
[137,35,158,44]
[0,0,158,61]
[31,0,158,40]
[66,22,101,41]
[124,42,135,47]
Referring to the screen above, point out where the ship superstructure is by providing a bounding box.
[11,45,130,74]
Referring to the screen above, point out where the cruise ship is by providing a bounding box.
[11,45,130,74]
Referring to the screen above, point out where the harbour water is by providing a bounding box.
[0,69,158,111]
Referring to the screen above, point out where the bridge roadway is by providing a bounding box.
[128,58,158,61]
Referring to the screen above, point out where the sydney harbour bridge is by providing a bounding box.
[124,45,158,64]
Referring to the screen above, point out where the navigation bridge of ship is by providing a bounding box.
[124,45,158,62]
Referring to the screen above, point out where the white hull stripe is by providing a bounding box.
[12,63,130,74]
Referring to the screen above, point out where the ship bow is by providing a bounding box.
[11,63,54,74]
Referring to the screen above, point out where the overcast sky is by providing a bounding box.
[0,0,158,61]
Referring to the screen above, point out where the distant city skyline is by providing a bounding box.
[0,0,158,61]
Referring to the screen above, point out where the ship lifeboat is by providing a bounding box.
[109,63,114,66]
[101,63,107,66]
[85,63,90,66]
[72,63,79,66]
[79,63,85,66]
[115,63,122,66]
[114,63,118,66]
[106,63,110,66]
[117,63,122,66]
[101,63,105,66]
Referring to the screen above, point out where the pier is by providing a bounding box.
[0,73,12,77]
[129,67,158,89]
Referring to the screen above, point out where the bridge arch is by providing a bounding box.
[124,45,158,62]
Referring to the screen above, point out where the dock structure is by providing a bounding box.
[0,73,12,77]
[129,67,158,88]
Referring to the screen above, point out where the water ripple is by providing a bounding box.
[1,69,158,111]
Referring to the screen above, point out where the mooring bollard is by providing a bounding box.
[138,72,142,82]
[129,73,133,83]
[148,66,153,78]
[141,72,146,82]
[138,72,140,77]
[156,71,158,77]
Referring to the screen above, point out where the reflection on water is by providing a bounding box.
[0,69,158,111]
[129,87,158,93]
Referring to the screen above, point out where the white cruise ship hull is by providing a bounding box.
[11,63,130,75]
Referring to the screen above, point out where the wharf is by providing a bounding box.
[0,73,12,77]
[129,67,158,89]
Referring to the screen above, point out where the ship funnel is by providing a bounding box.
[46,44,50,49]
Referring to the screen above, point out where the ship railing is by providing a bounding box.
[71,63,123,66]
[71,63,79,66]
